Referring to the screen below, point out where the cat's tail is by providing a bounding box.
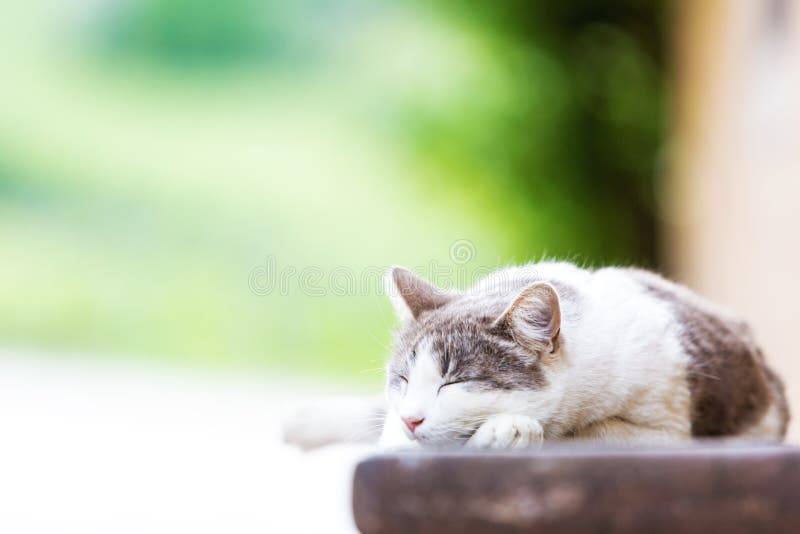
[282,395,387,450]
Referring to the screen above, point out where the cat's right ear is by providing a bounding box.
[492,282,561,355]
[385,267,453,322]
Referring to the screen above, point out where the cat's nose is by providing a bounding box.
[402,417,425,433]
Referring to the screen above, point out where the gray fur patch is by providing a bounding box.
[630,269,788,438]
[388,291,552,392]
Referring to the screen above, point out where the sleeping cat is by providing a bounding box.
[284,262,788,450]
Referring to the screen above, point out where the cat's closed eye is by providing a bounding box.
[437,379,472,394]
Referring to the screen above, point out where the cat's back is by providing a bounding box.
[467,261,592,299]
[619,267,789,440]
[473,262,788,440]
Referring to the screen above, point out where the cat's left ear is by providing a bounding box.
[385,266,454,322]
[492,282,561,355]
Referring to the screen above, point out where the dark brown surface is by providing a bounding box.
[352,444,800,534]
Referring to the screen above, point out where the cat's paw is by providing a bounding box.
[466,414,544,449]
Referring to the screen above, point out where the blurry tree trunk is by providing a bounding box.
[668,0,800,441]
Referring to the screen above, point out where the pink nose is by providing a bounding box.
[402,417,424,433]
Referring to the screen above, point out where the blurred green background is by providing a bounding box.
[0,0,666,382]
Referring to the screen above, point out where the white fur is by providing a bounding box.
[466,414,544,449]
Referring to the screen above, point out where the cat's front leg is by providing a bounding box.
[570,417,690,445]
[466,414,544,449]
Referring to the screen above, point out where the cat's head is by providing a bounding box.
[385,267,563,446]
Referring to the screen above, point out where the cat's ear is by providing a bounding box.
[493,282,561,354]
[386,266,453,321]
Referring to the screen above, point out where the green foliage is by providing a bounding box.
[101,0,276,67]
[0,0,667,378]
[94,0,667,263]
[413,0,667,264]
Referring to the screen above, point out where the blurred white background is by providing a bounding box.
[0,351,369,533]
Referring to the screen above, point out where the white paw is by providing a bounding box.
[466,414,544,450]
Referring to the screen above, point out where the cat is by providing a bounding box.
[284,262,789,450]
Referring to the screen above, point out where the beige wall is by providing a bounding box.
[668,1,800,442]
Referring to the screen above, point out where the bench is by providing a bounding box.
[353,443,800,533]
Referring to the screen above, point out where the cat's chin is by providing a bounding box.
[414,431,475,450]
